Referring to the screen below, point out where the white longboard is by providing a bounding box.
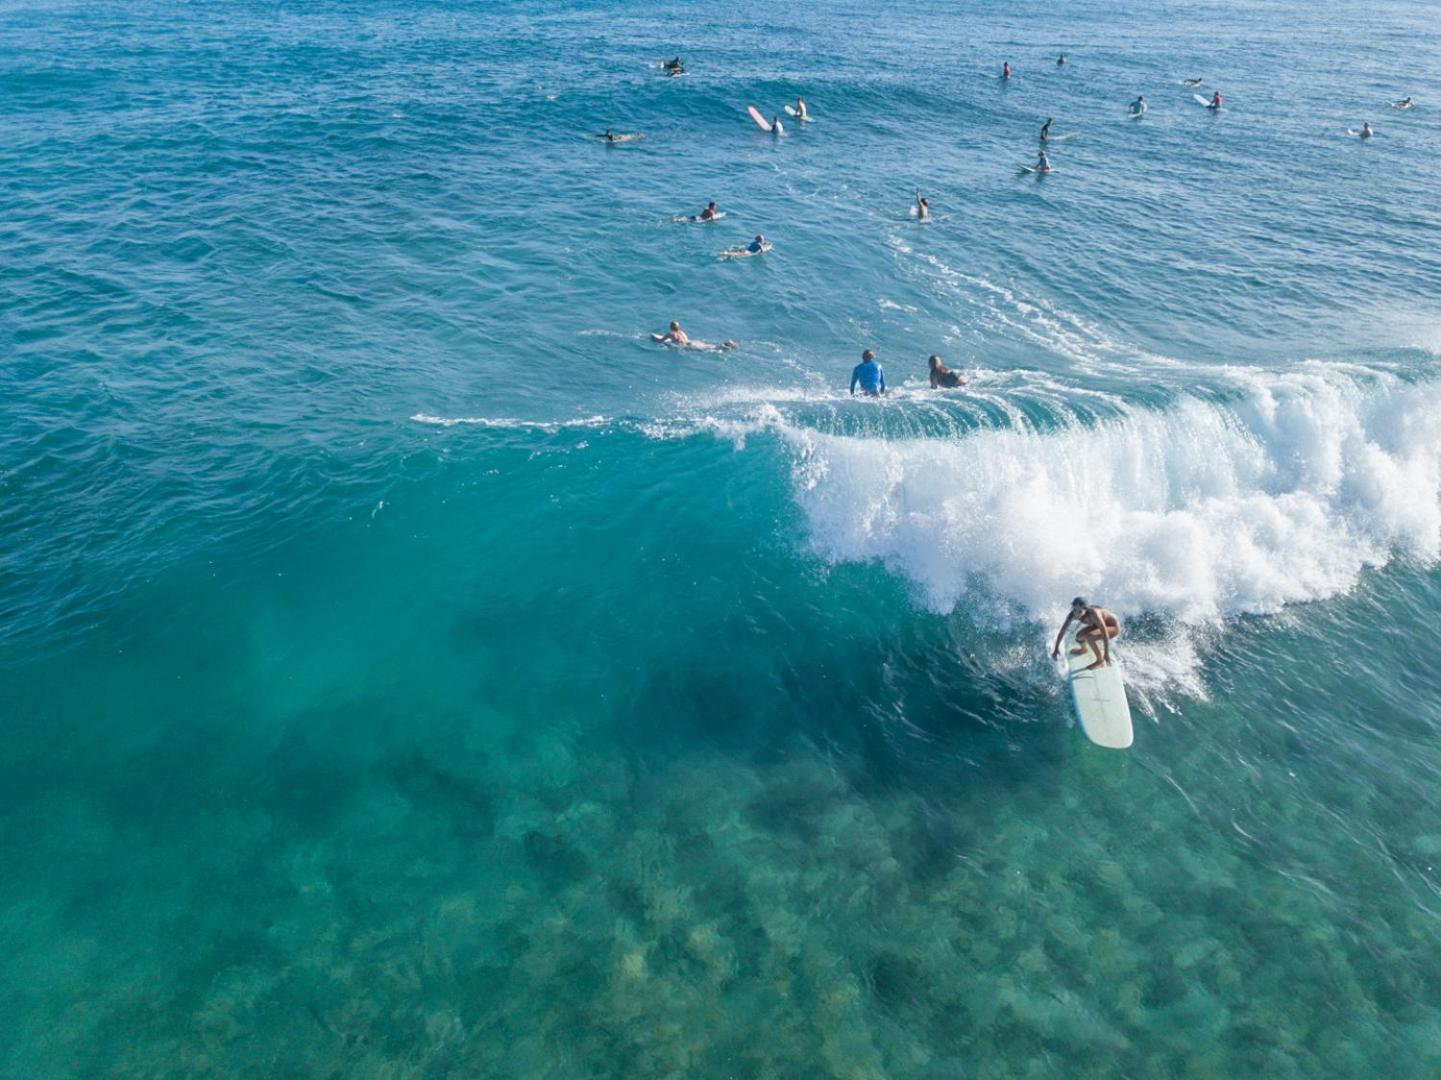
[746,105,773,131]
[1194,94,1220,109]
[1066,647,1134,749]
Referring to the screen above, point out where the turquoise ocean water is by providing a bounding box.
[6,0,1441,1073]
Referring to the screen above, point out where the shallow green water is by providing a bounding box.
[5,0,1441,1074]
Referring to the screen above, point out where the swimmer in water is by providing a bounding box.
[1130,95,1147,116]
[1002,62,1012,80]
[850,350,886,396]
[1360,121,1374,138]
[1033,149,1052,173]
[1040,117,1053,142]
[915,189,929,220]
[1209,90,1222,109]
[927,355,965,388]
[1392,97,1414,109]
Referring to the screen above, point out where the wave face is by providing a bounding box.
[783,365,1441,622]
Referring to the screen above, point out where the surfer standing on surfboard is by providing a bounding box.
[1051,598,1121,670]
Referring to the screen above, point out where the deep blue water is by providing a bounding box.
[5,0,1441,1073]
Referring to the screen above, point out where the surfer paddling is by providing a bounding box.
[651,321,737,351]
[600,129,644,143]
[1392,97,1414,109]
[927,355,964,388]
[720,234,770,259]
[1052,598,1120,670]
[850,350,886,396]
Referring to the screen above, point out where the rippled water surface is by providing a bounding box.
[5,0,1441,1074]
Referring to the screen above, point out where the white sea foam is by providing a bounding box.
[410,413,610,431]
[780,366,1441,628]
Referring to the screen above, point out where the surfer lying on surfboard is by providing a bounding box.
[599,129,644,143]
[1052,598,1121,670]
[672,201,720,223]
[720,234,771,258]
[651,321,737,351]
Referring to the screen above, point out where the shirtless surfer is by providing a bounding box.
[1040,117,1053,142]
[1051,598,1120,670]
[915,189,929,220]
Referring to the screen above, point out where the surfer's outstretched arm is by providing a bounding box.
[1051,615,1075,659]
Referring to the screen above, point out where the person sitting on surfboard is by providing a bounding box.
[1051,598,1120,671]
[663,56,682,71]
[795,97,810,120]
[915,189,929,220]
[1057,55,1067,66]
[1209,90,1222,109]
[1130,95,1147,116]
[1002,62,1012,80]
[1360,122,1374,139]
[850,350,886,396]
[1040,117,1053,142]
[772,116,784,134]
[1034,149,1052,173]
[927,355,964,388]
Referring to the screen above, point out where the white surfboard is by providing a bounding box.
[784,104,797,116]
[746,105,773,131]
[1066,648,1134,749]
[670,211,726,223]
[1048,131,1080,142]
[1194,94,1219,109]
[1019,165,1053,174]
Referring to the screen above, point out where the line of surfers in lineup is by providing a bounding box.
[632,54,1411,669]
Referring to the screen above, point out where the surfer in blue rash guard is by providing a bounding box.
[850,350,886,396]
[1051,597,1121,670]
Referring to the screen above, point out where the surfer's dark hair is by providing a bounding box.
[1072,596,1087,607]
